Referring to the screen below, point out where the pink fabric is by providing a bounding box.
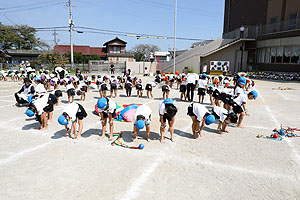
[122,108,137,122]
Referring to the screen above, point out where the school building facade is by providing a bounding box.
[162,0,300,73]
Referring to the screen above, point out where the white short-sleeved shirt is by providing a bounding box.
[78,81,87,90]
[192,103,209,122]
[198,79,207,88]
[73,76,79,82]
[63,78,69,83]
[99,99,116,114]
[134,105,152,124]
[234,92,247,106]
[66,83,75,91]
[35,83,47,94]
[221,88,234,95]
[234,86,244,96]
[213,106,228,122]
[159,102,166,115]
[186,73,196,84]
[33,94,49,115]
[147,81,156,87]
[63,103,79,122]
[55,67,63,73]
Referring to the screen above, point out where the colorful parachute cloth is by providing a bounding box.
[94,103,141,122]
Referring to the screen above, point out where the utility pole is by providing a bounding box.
[68,0,74,68]
[53,29,58,46]
[173,0,177,74]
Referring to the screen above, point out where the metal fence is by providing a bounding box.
[89,60,126,73]
[223,18,300,39]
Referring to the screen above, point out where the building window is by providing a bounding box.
[112,46,121,53]
[271,47,277,63]
[283,46,291,63]
[269,17,277,32]
[288,13,298,30]
[265,48,271,63]
[258,48,265,63]
[276,46,283,63]
[291,46,300,63]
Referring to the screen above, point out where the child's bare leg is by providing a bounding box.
[100,118,107,138]
[48,111,53,121]
[108,117,114,140]
[146,124,151,142]
[76,119,83,139]
[160,119,166,143]
[217,122,222,134]
[169,117,175,142]
[237,112,245,128]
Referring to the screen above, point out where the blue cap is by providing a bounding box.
[25,109,35,117]
[238,77,246,85]
[139,144,144,149]
[163,98,174,104]
[58,115,68,125]
[202,73,207,78]
[250,90,258,99]
[27,95,34,104]
[34,75,41,81]
[205,115,215,125]
[97,98,107,109]
[135,120,145,130]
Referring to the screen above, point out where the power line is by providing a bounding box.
[74,27,205,41]
[2,2,65,13]
[0,0,59,10]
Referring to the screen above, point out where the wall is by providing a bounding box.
[223,0,268,33]
[200,41,246,73]
[266,0,283,24]
[126,62,153,74]
[162,56,200,74]
[285,0,300,20]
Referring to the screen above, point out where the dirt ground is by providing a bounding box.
[0,76,300,200]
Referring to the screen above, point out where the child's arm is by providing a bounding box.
[198,120,205,135]
[242,103,249,116]
[64,125,69,135]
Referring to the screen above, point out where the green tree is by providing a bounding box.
[130,44,160,61]
[0,22,49,50]
[89,54,101,60]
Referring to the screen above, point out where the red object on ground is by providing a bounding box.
[273,133,279,138]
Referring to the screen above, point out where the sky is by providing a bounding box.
[0,0,225,51]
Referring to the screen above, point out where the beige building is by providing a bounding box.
[162,38,254,73]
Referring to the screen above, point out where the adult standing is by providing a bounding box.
[110,63,115,74]
[186,73,197,102]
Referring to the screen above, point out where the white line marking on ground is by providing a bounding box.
[0,142,52,166]
[0,99,15,103]
[173,157,297,182]
[247,126,270,130]
[119,124,191,200]
[0,95,13,99]
[257,89,300,169]
[0,104,14,108]
[273,90,290,101]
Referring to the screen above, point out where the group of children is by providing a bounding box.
[8,66,259,142]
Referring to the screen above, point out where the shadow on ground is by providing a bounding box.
[51,129,67,139]
[174,129,194,139]
[22,122,40,130]
[119,131,160,142]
